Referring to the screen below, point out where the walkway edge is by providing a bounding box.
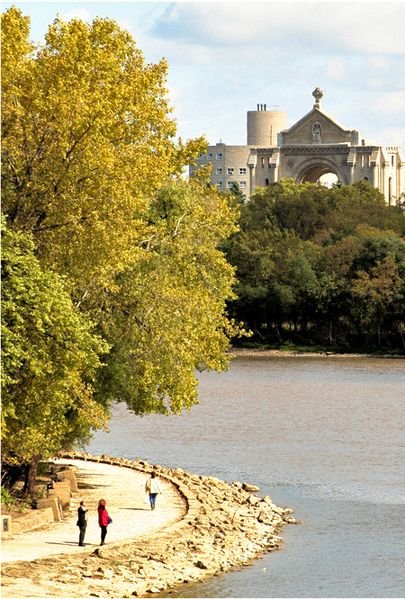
[1,451,297,598]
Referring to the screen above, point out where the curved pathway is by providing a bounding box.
[1,458,186,564]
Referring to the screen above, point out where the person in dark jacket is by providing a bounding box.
[77,500,88,546]
[97,499,111,545]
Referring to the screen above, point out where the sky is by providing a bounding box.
[3,0,405,152]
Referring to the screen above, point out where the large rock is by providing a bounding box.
[242,483,260,492]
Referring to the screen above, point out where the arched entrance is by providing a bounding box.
[300,165,338,183]
[296,158,348,186]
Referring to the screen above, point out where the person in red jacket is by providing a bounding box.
[97,499,111,545]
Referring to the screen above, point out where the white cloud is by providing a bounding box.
[151,2,405,55]
[59,7,92,23]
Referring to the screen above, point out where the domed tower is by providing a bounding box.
[247,104,287,147]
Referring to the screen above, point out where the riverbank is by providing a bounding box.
[1,452,296,598]
[230,347,405,358]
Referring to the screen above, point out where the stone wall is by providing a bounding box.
[1,466,77,538]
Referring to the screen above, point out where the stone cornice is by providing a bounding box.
[281,146,351,155]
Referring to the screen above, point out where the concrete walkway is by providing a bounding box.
[1,459,186,564]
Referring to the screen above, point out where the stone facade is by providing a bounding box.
[191,89,405,204]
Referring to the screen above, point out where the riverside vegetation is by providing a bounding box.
[1,453,296,598]
[225,179,405,352]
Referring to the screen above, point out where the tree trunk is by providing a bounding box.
[23,454,42,496]
[328,321,334,345]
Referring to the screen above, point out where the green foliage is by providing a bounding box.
[1,7,206,298]
[1,6,242,475]
[1,486,15,509]
[227,181,246,205]
[1,221,109,464]
[95,179,242,414]
[227,179,405,349]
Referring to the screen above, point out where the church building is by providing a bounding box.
[191,89,404,204]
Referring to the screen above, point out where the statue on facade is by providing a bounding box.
[312,121,321,143]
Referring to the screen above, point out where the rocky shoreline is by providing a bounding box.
[2,452,297,598]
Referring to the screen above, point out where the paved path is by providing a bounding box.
[1,459,186,564]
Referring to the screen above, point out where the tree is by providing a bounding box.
[1,221,108,493]
[1,8,205,301]
[95,178,242,414]
[228,181,246,204]
[349,228,405,345]
[1,7,241,430]
[351,255,403,345]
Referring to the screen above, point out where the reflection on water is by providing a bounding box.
[87,356,405,597]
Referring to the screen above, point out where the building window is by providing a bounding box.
[361,155,364,168]
[227,167,234,175]
[261,157,265,168]
[216,181,223,188]
[391,155,395,166]
[227,181,236,188]
[239,167,247,175]
[216,152,223,160]
[239,181,247,189]
[208,153,213,159]
[216,167,223,175]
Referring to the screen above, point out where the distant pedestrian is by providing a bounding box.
[145,472,163,510]
[97,499,111,545]
[77,500,88,546]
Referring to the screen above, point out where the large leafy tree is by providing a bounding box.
[1,222,108,491]
[1,7,241,485]
[1,8,204,300]
[97,179,240,414]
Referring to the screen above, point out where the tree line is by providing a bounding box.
[225,179,405,351]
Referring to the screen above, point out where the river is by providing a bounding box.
[87,355,405,597]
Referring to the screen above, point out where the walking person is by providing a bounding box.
[97,499,111,545]
[77,500,88,546]
[145,472,163,510]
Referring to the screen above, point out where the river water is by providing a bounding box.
[87,355,405,597]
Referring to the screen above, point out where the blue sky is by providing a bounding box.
[3,1,405,151]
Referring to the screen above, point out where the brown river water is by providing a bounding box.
[87,355,405,597]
